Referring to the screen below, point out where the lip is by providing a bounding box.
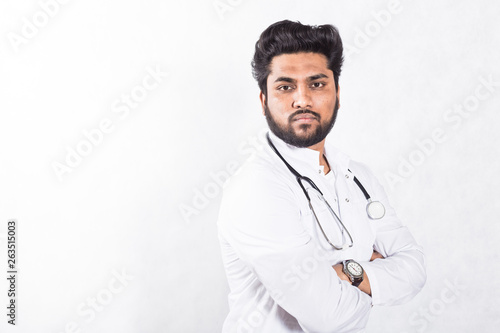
[293,114,318,122]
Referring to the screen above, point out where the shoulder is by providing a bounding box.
[218,147,302,229]
[348,160,377,182]
[217,152,309,249]
[223,146,295,198]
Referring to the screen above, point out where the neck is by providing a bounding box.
[307,139,330,174]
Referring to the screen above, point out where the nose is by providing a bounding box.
[292,85,312,109]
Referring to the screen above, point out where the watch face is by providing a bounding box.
[347,262,363,277]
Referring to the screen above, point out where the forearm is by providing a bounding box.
[362,248,426,306]
[339,162,426,306]
[333,246,425,306]
[223,223,373,332]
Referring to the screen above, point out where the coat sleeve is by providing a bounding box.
[351,162,427,306]
[218,163,372,333]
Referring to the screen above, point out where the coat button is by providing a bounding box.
[345,198,350,202]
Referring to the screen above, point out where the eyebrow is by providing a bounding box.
[273,73,329,84]
[274,76,295,84]
[308,73,329,81]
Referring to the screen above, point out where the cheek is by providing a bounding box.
[268,94,290,108]
[267,98,290,118]
[318,91,337,104]
[317,95,337,113]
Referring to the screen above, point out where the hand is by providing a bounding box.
[333,263,349,282]
[370,250,384,261]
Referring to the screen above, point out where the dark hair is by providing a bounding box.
[251,20,344,96]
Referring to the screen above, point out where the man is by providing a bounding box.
[217,20,426,332]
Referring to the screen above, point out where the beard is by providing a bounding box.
[264,98,339,148]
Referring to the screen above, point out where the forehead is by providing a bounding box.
[268,52,332,79]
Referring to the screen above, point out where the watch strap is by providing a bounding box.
[351,275,363,287]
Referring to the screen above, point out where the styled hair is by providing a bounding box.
[251,20,344,96]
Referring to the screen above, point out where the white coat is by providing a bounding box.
[217,130,426,333]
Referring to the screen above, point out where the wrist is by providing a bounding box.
[342,260,364,287]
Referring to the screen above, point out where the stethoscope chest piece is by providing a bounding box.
[366,200,385,220]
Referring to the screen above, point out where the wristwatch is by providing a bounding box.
[342,260,364,287]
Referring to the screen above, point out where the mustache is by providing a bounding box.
[288,109,321,122]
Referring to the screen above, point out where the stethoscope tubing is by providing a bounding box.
[266,133,385,221]
[267,134,370,201]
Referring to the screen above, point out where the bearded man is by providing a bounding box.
[217,20,426,333]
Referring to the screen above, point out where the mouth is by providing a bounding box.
[293,113,318,123]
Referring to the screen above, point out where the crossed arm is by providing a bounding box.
[333,250,385,296]
[219,163,426,330]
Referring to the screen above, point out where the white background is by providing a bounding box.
[1,0,499,332]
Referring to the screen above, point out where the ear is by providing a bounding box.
[336,84,341,109]
[259,91,266,116]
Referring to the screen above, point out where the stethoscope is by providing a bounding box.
[267,133,385,250]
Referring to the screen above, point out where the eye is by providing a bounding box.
[277,85,293,91]
[311,82,325,88]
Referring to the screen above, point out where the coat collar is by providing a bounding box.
[266,131,351,177]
